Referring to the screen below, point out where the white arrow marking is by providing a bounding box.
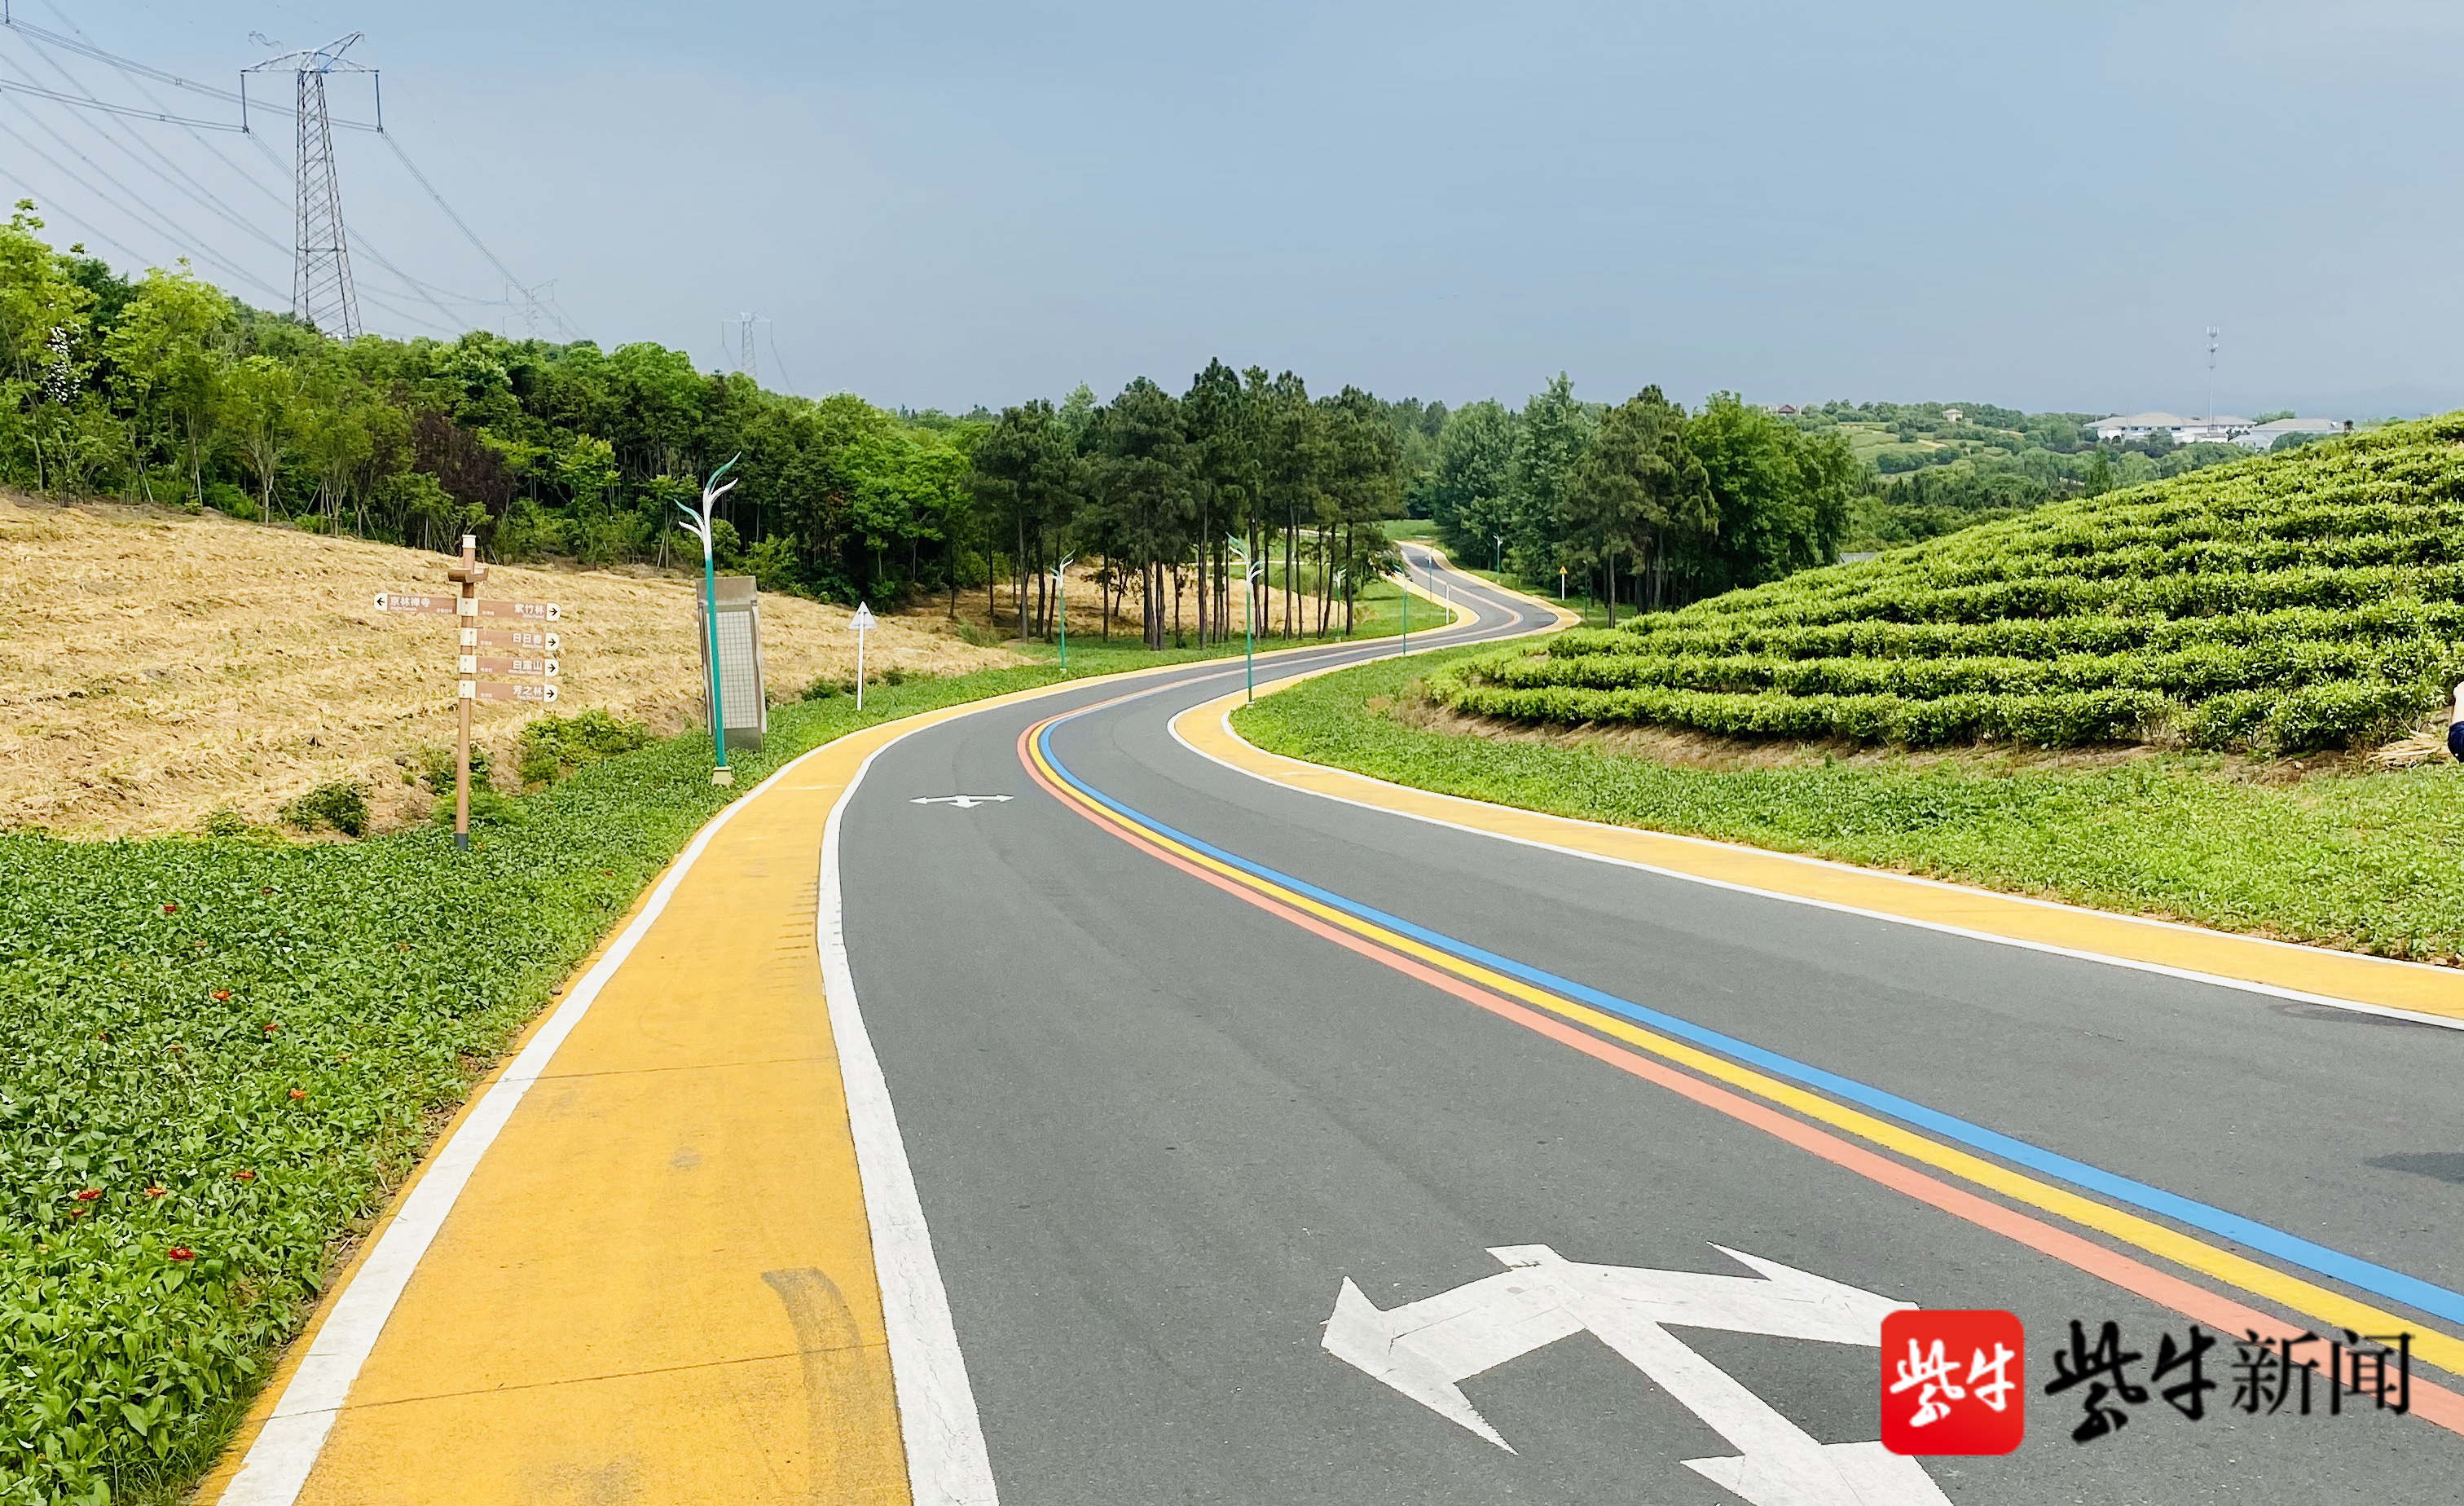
[1322,1244,1951,1506]
[909,795,1014,809]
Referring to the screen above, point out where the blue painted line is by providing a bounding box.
[1035,716,2464,1331]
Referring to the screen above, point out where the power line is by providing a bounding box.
[0,7,376,127]
[0,103,289,302]
[0,48,289,259]
[376,129,575,340]
[2,7,565,343]
[0,73,241,128]
[763,322,798,394]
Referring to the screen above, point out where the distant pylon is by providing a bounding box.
[738,312,759,385]
[246,35,372,338]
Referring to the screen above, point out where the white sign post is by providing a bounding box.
[1323,1244,1950,1506]
[850,601,876,711]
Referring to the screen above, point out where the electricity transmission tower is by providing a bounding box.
[244,35,375,338]
[2207,326,2220,424]
[725,312,767,385]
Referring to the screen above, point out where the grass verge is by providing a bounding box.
[1230,645,2464,964]
[0,648,1278,1506]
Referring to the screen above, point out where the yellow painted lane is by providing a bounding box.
[187,575,1538,1506]
[200,751,911,1505]
[1181,691,2464,1024]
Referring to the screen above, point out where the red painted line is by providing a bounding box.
[1018,716,2464,1437]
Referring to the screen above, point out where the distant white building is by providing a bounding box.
[2233,417,2347,450]
[2094,412,2255,445]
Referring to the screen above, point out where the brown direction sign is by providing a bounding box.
[470,655,557,677]
[373,592,460,615]
[471,680,558,705]
[475,599,561,622]
[473,628,559,653]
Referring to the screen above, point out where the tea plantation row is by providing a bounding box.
[1437,416,2464,751]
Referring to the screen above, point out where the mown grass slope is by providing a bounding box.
[1437,416,2464,751]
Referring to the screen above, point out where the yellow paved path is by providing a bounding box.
[1180,690,2464,1024]
[201,728,920,1504]
[192,623,1476,1506]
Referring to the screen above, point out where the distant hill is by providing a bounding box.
[1784,400,2260,552]
[1435,416,2464,753]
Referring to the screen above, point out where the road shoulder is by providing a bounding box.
[1177,689,2464,1027]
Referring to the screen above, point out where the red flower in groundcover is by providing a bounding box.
[161,902,179,914]
[146,1186,167,1198]
[233,1169,257,1182]
[73,1188,101,1202]
[262,1022,279,1033]
[212,989,232,1001]
[169,1247,194,1262]
[288,1088,306,1099]
[1881,1310,2026,1455]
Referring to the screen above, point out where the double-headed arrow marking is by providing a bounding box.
[1324,1244,1951,1506]
[909,795,1013,809]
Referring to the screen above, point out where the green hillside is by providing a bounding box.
[1435,416,2464,752]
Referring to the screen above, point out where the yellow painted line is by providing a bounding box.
[1179,689,2464,1026]
[1034,722,2464,1378]
[195,579,1548,1505]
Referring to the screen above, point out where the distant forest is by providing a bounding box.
[1785,400,2298,551]
[2,203,2350,628]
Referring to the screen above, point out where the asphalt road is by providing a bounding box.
[838,549,2464,1504]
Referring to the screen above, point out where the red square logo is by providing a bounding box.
[1881,1309,2026,1455]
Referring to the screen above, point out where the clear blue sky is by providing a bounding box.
[5,1,2458,418]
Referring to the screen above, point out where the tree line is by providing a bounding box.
[1415,377,1858,620]
[6,205,1859,637]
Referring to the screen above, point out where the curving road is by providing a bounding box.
[835,548,2462,1504]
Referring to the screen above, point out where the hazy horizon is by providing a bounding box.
[4,2,2457,421]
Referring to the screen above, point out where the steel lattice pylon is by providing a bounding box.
[293,68,359,337]
[246,34,370,339]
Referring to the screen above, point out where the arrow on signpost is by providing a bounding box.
[1322,1244,1951,1506]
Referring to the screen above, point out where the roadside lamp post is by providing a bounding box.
[1051,553,1076,671]
[1335,568,1347,638]
[1494,534,1503,573]
[1229,535,1261,701]
[674,453,741,786]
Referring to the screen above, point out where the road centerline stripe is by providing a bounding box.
[1022,710,2464,1383]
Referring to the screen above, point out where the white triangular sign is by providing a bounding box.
[850,603,876,631]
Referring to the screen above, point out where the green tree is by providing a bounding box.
[1314,385,1404,634]
[1092,377,1195,650]
[1676,394,1857,600]
[1507,372,1595,579]
[0,201,95,494]
[1420,399,1520,565]
[969,399,1083,640]
[1557,387,1710,624]
[102,262,232,506]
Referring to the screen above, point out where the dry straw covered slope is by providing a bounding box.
[1,493,1018,835]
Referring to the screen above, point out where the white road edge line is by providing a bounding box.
[219,742,840,1506]
[220,579,1501,1506]
[820,734,1001,1504]
[1174,706,2464,1034]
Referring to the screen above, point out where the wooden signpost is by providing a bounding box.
[376,533,564,851]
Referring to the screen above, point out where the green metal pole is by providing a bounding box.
[703,548,727,773]
[1057,570,1067,671]
[1244,573,1255,702]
